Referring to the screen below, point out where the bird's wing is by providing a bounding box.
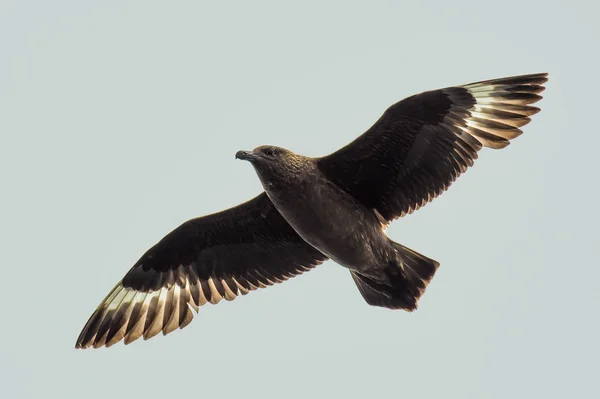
[75,193,327,349]
[317,73,547,222]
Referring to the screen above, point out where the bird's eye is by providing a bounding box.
[265,148,276,157]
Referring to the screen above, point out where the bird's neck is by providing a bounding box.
[259,159,318,190]
[260,164,320,208]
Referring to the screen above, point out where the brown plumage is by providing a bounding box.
[76,73,547,349]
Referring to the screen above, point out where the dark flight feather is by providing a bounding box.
[75,193,327,349]
[318,73,547,222]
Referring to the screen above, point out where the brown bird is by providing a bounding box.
[76,72,547,349]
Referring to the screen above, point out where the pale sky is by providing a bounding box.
[1,1,599,398]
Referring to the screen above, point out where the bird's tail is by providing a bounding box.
[351,241,440,311]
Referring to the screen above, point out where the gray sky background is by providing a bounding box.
[1,1,598,398]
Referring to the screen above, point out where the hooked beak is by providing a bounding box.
[235,150,260,162]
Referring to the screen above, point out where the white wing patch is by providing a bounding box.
[76,262,308,349]
[455,75,546,149]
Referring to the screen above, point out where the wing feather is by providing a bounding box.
[318,73,547,221]
[75,193,327,349]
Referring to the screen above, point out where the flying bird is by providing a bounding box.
[76,72,547,349]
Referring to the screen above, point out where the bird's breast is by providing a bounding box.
[265,176,392,271]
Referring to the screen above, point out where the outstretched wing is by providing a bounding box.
[75,193,327,349]
[318,73,547,222]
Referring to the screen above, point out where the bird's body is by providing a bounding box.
[76,72,548,349]
[256,153,394,278]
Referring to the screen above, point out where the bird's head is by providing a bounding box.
[235,145,313,189]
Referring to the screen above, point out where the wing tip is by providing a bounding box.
[456,72,547,149]
[465,72,549,87]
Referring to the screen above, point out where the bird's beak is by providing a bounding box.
[235,150,259,162]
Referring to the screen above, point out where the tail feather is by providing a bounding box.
[351,242,439,311]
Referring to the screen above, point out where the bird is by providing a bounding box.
[75,72,547,349]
